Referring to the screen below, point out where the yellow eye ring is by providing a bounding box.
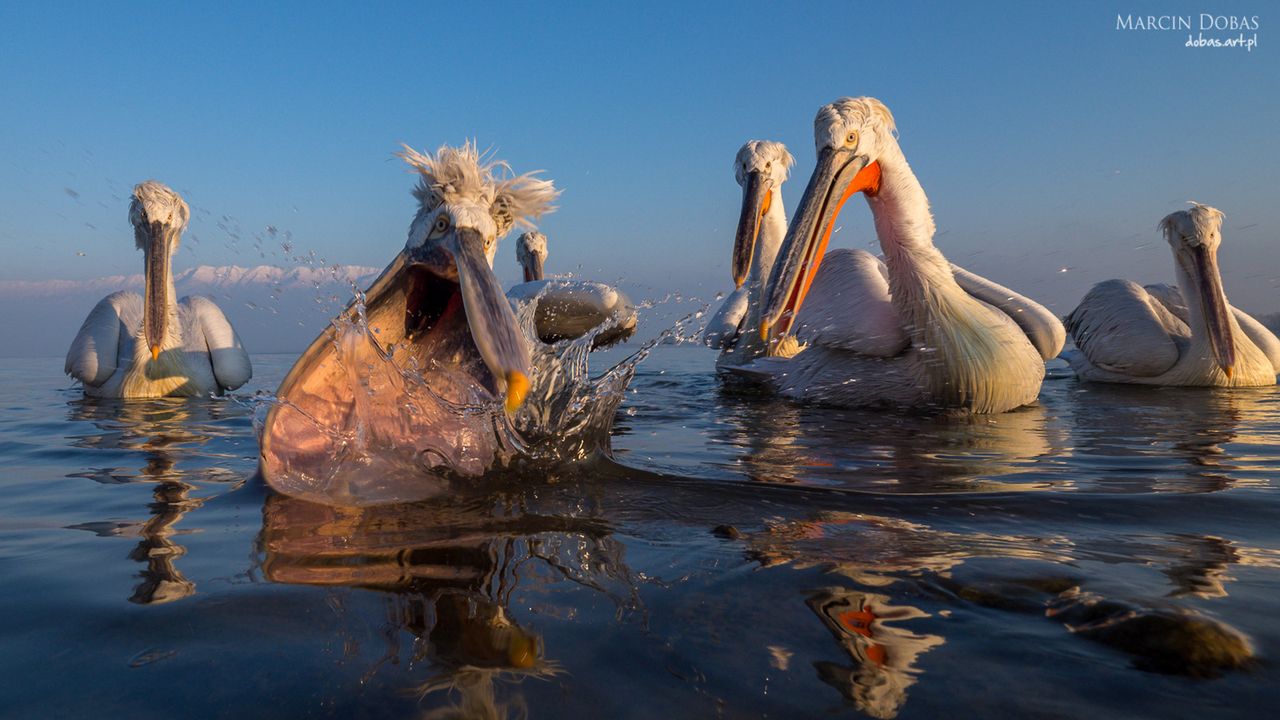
[430,214,450,237]
[845,130,859,146]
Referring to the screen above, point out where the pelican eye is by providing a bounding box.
[845,130,859,146]
[429,213,451,238]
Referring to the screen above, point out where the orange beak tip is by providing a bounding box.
[759,323,771,342]
[150,345,161,361]
[505,370,531,413]
[1223,365,1234,380]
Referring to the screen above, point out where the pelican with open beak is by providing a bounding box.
[1065,204,1280,387]
[260,143,558,502]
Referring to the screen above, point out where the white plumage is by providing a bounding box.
[65,181,251,398]
[1064,204,1279,387]
[703,283,749,351]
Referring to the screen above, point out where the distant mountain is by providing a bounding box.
[0,264,379,358]
[0,263,378,297]
[0,263,682,360]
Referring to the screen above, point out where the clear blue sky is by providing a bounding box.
[1,1,1277,314]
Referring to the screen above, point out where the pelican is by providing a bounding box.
[259,143,558,497]
[1064,204,1280,386]
[737,97,1064,413]
[507,230,638,348]
[704,140,795,369]
[516,229,548,283]
[64,181,251,398]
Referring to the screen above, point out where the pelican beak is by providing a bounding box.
[760,146,881,342]
[449,228,533,412]
[142,222,175,361]
[1188,244,1236,378]
[732,170,772,289]
[522,253,544,283]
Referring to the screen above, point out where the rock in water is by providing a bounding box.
[1047,589,1253,677]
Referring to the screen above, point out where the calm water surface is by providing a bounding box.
[3,347,1279,718]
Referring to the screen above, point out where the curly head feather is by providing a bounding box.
[398,141,560,237]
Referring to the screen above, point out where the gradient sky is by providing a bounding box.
[1,0,1277,316]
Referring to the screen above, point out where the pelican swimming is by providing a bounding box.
[704,140,795,369]
[506,230,637,348]
[736,97,1064,413]
[516,230,548,283]
[65,181,251,398]
[1064,204,1280,387]
[259,143,559,497]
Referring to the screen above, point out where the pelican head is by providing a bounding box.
[392,142,558,411]
[129,181,190,361]
[517,231,548,282]
[732,140,794,289]
[761,97,896,340]
[1161,203,1235,377]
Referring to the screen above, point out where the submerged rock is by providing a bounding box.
[936,574,1254,677]
[712,524,743,540]
[1046,589,1254,677]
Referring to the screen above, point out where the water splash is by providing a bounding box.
[258,288,703,506]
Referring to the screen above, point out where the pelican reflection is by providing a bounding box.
[744,511,1074,717]
[809,589,944,720]
[65,398,248,604]
[711,388,1069,492]
[1065,384,1280,492]
[258,489,636,715]
[1078,532,1280,600]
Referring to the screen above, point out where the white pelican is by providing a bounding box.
[65,181,251,398]
[1064,204,1280,386]
[507,230,637,348]
[704,140,795,369]
[738,97,1064,413]
[516,229,548,283]
[259,143,558,495]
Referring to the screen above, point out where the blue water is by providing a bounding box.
[3,347,1279,718]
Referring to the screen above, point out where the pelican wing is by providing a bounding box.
[1065,279,1186,377]
[1143,283,1190,323]
[792,249,908,357]
[65,291,138,387]
[952,264,1066,360]
[703,285,748,349]
[1145,283,1280,372]
[507,279,637,348]
[182,295,252,391]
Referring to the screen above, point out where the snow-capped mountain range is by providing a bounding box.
[0,264,379,297]
[0,264,380,357]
